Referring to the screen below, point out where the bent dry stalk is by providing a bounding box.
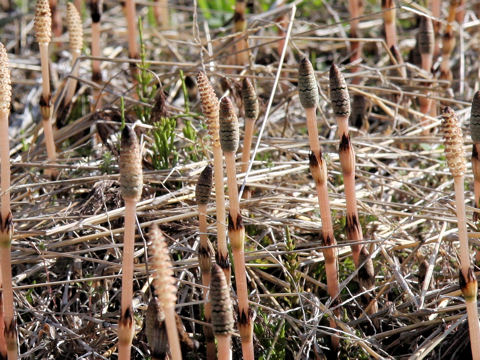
[298,58,340,348]
[0,42,17,360]
[219,97,254,359]
[329,64,376,313]
[118,126,143,360]
[441,107,480,359]
[149,225,182,360]
[196,72,230,282]
[210,264,234,360]
[240,78,259,199]
[35,0,58,178]
[196,164,216,360]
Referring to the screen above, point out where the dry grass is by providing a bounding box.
[2,1,480,359]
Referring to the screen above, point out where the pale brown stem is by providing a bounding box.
[125,0,139,60]
[65,50,80,106]
[198,203,216,360]
[118,197,137,360]
[240,118,255,197]
[348,0,363,81]
[154,0,169,28]
[0,88,14,360]
[276,13,288,57]
[233,0,248,66]
[384,21,397,49]
[314,182,339,299]
[39,42,58,177]
[420,52,432,135]
[225,151,254,360]
[240,120,255,199]
[0,246,16,360]
[234,37,249,66]
[225,153,240,219]
[164,306,182,360]
[337,115,362,263]
[212,145,229,281]
[91,21,102,110]
[0,269,7,359]
[232,244,254,360]
[216,334,232,360]
[453,177,480,357]
[421,53,432,74]
[348,0,359,33]
[305,107,320,154]
[465,299,480,358]
[306,105,339,347]
[121,197,136,316]
[199,204,210,295]
[39,43,50,102]
[431,0,441,57]
[231,239,248,317]
[0,112,10,214]
[91,22,101,75]
[306,107,339,297]
[42,118,57,164]
[453,176,470,274]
